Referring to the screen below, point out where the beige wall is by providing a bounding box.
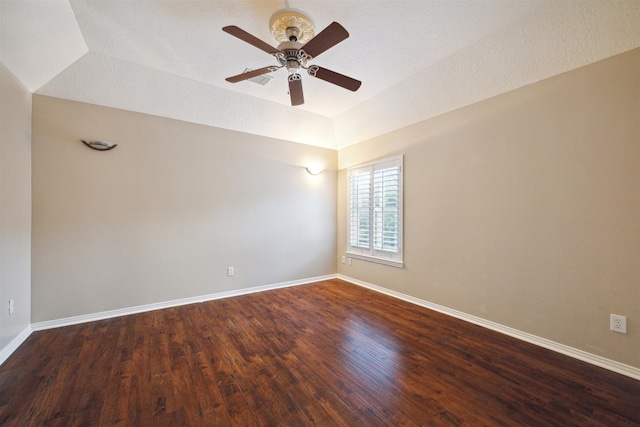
[338,49,640,368]
[0,62,32,351]
[31,96,336,322]
[13,48,640,371]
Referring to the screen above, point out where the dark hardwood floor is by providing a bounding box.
[1,279,638,426]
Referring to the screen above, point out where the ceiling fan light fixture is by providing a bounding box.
[286,60,299,74]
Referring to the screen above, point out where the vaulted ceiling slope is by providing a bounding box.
[1,1,639,149]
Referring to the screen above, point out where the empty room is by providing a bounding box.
[1,1,639,425]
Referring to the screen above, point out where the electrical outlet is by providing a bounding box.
[610,314,626,334]
[348,257,352,266]
[341,256,346,264]
[227,267,234,277]
[9,299,14,315]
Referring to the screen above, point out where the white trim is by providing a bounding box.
[11,274,640,381]
[337,274,640,381]
[346,252,404,268]
[31,274,337,332]
[0,326,33,366]
[347,155,403,265]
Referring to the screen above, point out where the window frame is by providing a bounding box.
[346,155,403,268]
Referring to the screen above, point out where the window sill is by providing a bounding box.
[346,252,404,268]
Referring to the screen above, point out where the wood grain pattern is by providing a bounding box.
[1,279,639,426]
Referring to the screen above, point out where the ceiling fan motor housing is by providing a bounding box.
[276,41,309,73]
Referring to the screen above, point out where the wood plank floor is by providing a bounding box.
[1,279,639,426]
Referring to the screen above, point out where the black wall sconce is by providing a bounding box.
[81,140,117,151]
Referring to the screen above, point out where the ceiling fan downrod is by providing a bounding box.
[286,26,300,42]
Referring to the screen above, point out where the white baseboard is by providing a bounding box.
[0,326,33,366]
[337,274,640,381]
[31,274,337,332]
[13,274,640,381]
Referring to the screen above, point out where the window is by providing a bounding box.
[347,155,403,267]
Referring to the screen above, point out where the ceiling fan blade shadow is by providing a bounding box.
[307,66,361,91]
[288,74,304,106]
[226,66,280,83]
[301,22,349,59]
[223,26,280,55]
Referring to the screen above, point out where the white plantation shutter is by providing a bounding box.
[347,156,403,267]
[373,165,399,252]
[349,169,371,249]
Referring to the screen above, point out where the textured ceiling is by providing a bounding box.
[1,1,639,149]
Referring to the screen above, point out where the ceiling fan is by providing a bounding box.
[223,11,361,106]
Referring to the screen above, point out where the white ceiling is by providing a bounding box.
[1,1,639,149]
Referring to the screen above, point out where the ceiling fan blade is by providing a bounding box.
[307,66,361,92]
[222,25,280,55]
[225,66,280,83]
[288,74,304,106]
[300,22,349,59]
